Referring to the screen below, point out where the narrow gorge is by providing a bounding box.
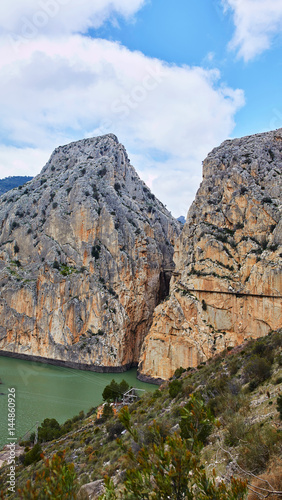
[0,129,281,380]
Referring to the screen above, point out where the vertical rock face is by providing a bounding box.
[0,134,180,369]
[139,129,282,382]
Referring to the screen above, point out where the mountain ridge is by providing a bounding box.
[0,134,180,370]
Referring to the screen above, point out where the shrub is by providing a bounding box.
[98,167,107,177]
[169,379,183,398]
[102,403,114,421]
[173,366,186,379]
[11,221,19,230]
[38,418,62,443]
[244,356,272,385]
[224,414,248,447]
[238,424,281,474]
[180,394,214,451]
[23,443,42,466]
[106,421,125,441]
[277,394,282,420]
[18,451,77,498]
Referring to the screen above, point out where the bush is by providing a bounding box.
[173,367,186,379]
[23,443,42,466]
[180,394,214,451]
[18,451,77,498]
[244,356,272,385]
[169,379,183,398]
[238,424,281,474]
[224,414,248,447]
[277,394,282,420]
[102,403,114,421]
[38,418,62,443]
[106,421,125,441]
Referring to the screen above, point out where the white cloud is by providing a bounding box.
[223,0,282,61]
[0,146,50,178]
[0,34,244,216]
[0,0,146,38]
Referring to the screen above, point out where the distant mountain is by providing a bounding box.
[177,216,186,224]
[0,176,33,196]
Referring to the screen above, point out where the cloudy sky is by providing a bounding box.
[0,0,281,216]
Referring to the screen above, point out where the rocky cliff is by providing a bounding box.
[139,129,282,382]
[0,134,180,370]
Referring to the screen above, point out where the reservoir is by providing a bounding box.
[0,356,155,450]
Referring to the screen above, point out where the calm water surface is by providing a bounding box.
[0,356,155,449]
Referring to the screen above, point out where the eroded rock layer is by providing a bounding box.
[0,134,180,369]
[139,129,282,381]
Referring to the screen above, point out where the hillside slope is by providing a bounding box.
[1,330,281,499]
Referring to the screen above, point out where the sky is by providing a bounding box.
[0,0,281,217]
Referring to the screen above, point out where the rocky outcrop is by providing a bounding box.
[0,134,180,369]
[139,129,282,381]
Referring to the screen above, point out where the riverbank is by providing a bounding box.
[0,356,156,450]
[0,350,135,373]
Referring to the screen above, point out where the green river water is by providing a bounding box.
[0,356,155,450]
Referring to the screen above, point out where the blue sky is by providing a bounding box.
[0,0,281,216]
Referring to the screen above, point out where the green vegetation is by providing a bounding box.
[52,260,78,276]
[102,379,129,402]
[22,444,42,466]
[1,330,281,499]
[17,452,77,499]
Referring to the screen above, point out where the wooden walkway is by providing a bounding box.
[177,281,282,299]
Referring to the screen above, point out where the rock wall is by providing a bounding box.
[0,134,180,369]
[138,129,282,381]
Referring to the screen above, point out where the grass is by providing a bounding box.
[0,330,281,498]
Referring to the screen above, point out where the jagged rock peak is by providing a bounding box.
[139,128,282,382]
[0,135,180,370]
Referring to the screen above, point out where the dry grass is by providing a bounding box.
[247,458,282,499]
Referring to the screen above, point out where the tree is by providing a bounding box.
[38,418,62,443]
[102,379,129,402]
[119,379,129,396]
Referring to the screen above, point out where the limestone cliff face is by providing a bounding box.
[139,129,282,381]
[0,134,180,369]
